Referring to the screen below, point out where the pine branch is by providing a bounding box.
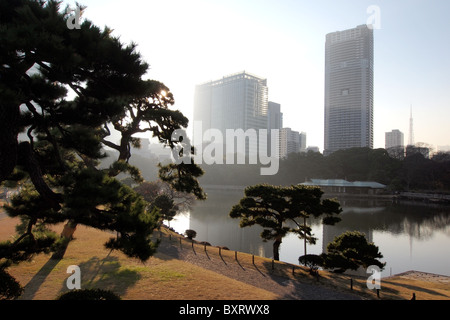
[101,138,120,151]
[10,217,37,255]
[25,102,66,170]
[17,142,62,210]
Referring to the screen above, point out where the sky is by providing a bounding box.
[64,0,450,152]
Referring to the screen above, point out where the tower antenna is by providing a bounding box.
[408,105,414,146]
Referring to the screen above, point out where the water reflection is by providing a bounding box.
[171,190,450,276]
[185,190,273,257]
[328,198,450,240]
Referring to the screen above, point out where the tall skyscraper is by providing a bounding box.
[324,25,374,155]
[193,71,268,156]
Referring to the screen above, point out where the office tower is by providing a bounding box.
[267,102,283,132]
[193,71,268,156]
[299,132,307,152]
[385,130,404,149]
[279,128,306,158]
[324,25,374,155]
[267,101,283,154]
[279,128,295,159]
[385,129,405,159]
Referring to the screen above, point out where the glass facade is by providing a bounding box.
[324,25,374,155]
[193,71,269,157]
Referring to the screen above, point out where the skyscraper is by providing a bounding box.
[193,71,268,156]
[324,25,374,155]
[279,128,296,159]
[385,129,405,159]
[385,129,404,149]
[267,101,283,132]
[299,132,307,152]
[279,128,307,159]
[267,101,283,153]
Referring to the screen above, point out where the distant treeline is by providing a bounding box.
[102,147,450,193]
[198,148,450,193]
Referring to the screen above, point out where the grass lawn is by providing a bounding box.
[1,216,277,300]
[1,213,449,300]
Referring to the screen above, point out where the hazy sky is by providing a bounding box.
[65,0,450,152]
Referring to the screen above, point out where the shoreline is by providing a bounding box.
[1,216,449,300]
[201,185,450,205]
[387,270,450,284]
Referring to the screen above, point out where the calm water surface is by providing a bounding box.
[170,189,450,278]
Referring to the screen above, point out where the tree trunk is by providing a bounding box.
[273,236,282,261]
[61,221,77,240]
[17,142,62,210]
[0,104,19,183]
[304,216,307,256]
[51,221,77,260]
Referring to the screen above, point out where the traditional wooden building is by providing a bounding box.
[300,179,386,195]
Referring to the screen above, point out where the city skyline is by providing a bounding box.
[66,0,450,153]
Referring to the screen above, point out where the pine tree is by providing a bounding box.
[321,231,385,273]
[0,0,204,298]
[229,184,341,261]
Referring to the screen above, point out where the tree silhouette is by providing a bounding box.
[0,0,204,298]
[229,184,341,261]
[321,231,385,273]
[134,180,196,226]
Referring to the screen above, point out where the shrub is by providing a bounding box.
[299,254,323,275]
[321,231,385,273]
[0,269,24,300]
[185,229,197,240]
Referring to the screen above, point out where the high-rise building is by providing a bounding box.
[299,132,307,153]
[267,101,283,154]
[267,101,283,132]
[385,130,404,149]
[193,71,268,156]
[279,128,295,159]
[324,24,374,155]
[279,128,307,158]
[385,129,405,159]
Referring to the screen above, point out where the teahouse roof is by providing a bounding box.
[300,179,386,189]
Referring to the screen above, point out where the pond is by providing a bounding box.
[169,188,450,278]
